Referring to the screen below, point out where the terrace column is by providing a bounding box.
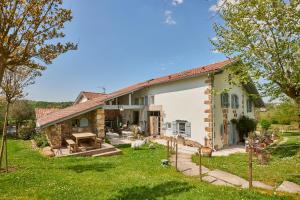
[96,109,105,138]
[129,93,132,105]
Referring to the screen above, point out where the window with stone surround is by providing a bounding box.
[231,94,239,109]
[221,92,230,108]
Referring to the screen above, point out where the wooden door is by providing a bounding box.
[149,116,159,136]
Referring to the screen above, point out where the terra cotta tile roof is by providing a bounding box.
[82,92,107,100]
[37,59,232,128]
[35,108,61,120]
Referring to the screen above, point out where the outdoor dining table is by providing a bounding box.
[72,132,97,147]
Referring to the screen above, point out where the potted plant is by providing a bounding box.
[201,146,212,157]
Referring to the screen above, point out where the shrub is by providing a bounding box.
[18,121,36,140]
[260,119,271,131]
[236,116,257,142]
[33,134,49,148]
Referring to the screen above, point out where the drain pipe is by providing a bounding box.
[210,73,216,152]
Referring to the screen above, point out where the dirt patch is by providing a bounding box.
[0,166,18,173]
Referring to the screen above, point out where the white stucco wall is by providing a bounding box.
[213,71,255,149]
[147,76,210,144]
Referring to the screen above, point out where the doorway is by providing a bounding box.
[149,111,160,136]
[133,111,139,124]
[229,121,237,145]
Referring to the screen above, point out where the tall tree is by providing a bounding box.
[0,66,39,171]
[211,0,300,107]
[0,0,76,84]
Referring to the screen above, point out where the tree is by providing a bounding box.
[0,0,77,84]
[10,100,35,136]
[0,67,39,171]
[211,0,300,107]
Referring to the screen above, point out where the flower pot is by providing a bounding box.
[201,147,212,157]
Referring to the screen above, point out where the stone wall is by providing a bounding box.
[43,108,106,147]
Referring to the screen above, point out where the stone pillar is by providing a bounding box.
[204,76,213,148]
[96,109,105,138]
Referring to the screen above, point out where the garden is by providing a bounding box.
[0,138,295,200]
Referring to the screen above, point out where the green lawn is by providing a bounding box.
[0,139,294,200]
[192,132,300,187]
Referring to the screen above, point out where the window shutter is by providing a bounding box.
[172,121,177,135]
[231,94,234,109]
[236,96,239,108]
[221,93,224,107]
[185,122,191,137]
[220,123,224,137]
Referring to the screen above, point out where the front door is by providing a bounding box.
[229,122,237,145]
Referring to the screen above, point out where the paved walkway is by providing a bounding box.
[169,150,300,194]
[154,139,245,156]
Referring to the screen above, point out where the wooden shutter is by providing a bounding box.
[185,122,191,137]
[231,94,234,108]
[172,121,177,135]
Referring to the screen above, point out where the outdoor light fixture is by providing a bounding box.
[119,105,124,111]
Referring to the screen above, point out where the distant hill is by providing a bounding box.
[27,100,73,109]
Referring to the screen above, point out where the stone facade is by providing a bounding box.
[204,75,213,148]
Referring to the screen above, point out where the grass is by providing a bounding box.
[192,132,300,187]
[0,139,294,200]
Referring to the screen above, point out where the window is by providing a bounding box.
[231,94,239,109]
[80,118,89,127]
[172,120,191,137]
[150,96,155,105]
[221,92,230,108]
[144,96,148,105]
[134,98,139,105]
[140,97,145,105]
[247,99,253,112]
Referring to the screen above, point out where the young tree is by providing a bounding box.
[0,67,39,171]
[0,0,77,84]
[211,0,300,107]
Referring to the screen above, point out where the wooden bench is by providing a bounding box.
[96,138,102,148]
[66,139,77,153]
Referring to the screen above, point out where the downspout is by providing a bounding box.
[211,73,216,151]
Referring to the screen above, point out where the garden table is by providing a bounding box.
[72,132,97,147]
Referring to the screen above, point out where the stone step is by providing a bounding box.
[207,170,248,187]
[92,149,122,157]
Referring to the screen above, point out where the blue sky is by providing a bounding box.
[26,0,225,102]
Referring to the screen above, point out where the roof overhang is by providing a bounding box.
[38,104,103,129]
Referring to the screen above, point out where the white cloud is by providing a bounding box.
[172,0,184,6]
[212,49,220,54]
[211,36,218,41]
[209,0,239,12]
[164,10,176,25]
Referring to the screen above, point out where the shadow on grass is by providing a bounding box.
[66,162,115,173]
[109,181,194,200]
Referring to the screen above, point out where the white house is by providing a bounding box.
[36,60,263,150]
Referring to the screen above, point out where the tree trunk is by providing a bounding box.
[0,103,10,169]
[0,59,6,85]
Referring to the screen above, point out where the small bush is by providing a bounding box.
[260,119,271,131]
[33,134,49,148]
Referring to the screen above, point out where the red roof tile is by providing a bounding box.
[37,60,232,128]
[82,92,107,100]
[35,108,60,120]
